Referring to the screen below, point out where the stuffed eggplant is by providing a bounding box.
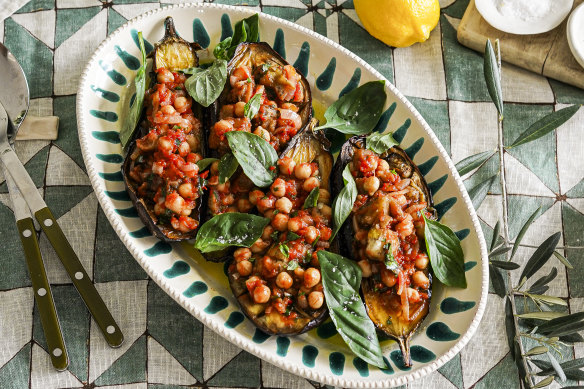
[227,119,333,335]
[205,42,312,217]
[332,136,437,366]
[122,17,206,241]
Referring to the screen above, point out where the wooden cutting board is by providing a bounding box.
[457,0,584,89]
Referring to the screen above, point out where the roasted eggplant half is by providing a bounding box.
[227,119,334,335]
[122,17,206,242]
[332,135,437,366]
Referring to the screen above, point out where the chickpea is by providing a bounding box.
[302,177,320,192]
[278,157,296,175]
[272,212,289,232]
[253,285,271,304]
[407,287,421,303]
[317,203,332,218]
[210,161,220,175]
[157,69,174,83]
[275,197,293,214]
[237,260,253,276]
[412,271,430,289]
[293,267,305,280]
[256,196,276,213]
[152,161,164,176]
[234,101,246,117]
[276,271,294,289]
[249,190,264,205]
[237,198,253,213]
[297,294,308,309]
[234,247,252,262]
[415,254,429,270]
[357,260,372,278]
[226,206,238,213]
[303,268,321,288]
[262,225,274,240]
[376,159,391,181]
[165,193,185,214]
[253,126,271,142]
[363,176,380,196]
[294,163,312,180]
[271,178,287,198]
[161,104,176,115]
[178,183,194,199]
[251,238,269,253]
[178,141,191,157]
[304,226,320,244]
[308,291,324,309]
[318,189,330,204]
[215,182,230,193]
[220,104,234,118]
[221,193,235,206]
[381,268,397,288]
[264,209,276,220]
[158,136,173,154]
[287,218,301,232]
[174,96,190,113]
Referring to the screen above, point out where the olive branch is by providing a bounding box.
[458,39,583,388]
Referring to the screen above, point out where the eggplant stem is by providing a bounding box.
[398,337,412,367]
[164,17,177,38]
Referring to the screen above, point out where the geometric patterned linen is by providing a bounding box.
[1,0,583,388]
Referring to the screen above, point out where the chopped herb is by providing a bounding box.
[287,232,301,241]
[279,243,290,258]
[312,236,320,247]
[246,77,252,83]
[273,209,280,215]
[390,169,397,175]
[384,243,399,276]
[270,231,280,241]
[284,306,293,316]
[286,261,299,271]
[260,63,271,73]
[158,209,173,224]
[175,86,182,90]
[174,138,182,146]
[291,211,298,217]
[298,291,306,297]
[136,155,145,164]
[172,125,181,130]
[386,318,392,325]
[303,187,320,209]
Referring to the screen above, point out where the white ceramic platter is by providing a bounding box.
[568,2,584,69]
[475,0,574,35]
[76,4,488,388]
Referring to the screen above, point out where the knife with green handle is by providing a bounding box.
[0,104,123,348]
[2,164,68,370]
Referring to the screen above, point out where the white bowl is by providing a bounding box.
[567,2,584,69]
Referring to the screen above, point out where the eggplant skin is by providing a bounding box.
[331,135,435,365]
[227,120,333,336]
[153,17,200,71]
[121,17,204,243]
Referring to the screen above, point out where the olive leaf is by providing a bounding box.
[529,268,558,294]
[553,251,573,269]
[365,131,398,154]
[511,206,541,260]
[184,59,228,107]
[196,158,219,171]
[559,333,584,344]
[507,105,581,149]
[536,357,584,376]
[314,81,387,135]
[504,297,516,358]
[194,213,270,253]
[490,260,519,270]
[547,352,567,382]
[317,250,386,369]
[489,264,506,298]
[484,39,504,117]
[331,165,357,240]
[424,215,467,288]
[491,220,502,251]
[489,246,512,258]
[519,232,561,282]
[533,376,554,388]
[517,312,566,320]
[524,346,549,356]
[467,174,498,210]
[218,153,239,184]
[120,31,148,148]
[528,294,567,307]
[226,131,278,187]
[455,150,496,176]
[303,187,319,209]
[244,93,262,120]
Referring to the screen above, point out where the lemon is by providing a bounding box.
[354,0,440,48]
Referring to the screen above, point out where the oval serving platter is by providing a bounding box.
[76,4,488,387]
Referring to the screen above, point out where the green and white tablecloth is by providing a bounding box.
[0,0,583,388]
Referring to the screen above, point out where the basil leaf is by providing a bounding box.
[366,131,398,154]
[331,165,357,239]
[196,157,219,171]
[229,14,259,57]
[184,59,227,107]
[314,81,387,135]
[287,232,301,241]
[279,243,289,258]
[226,131,278,187]
[244,93,262,120]
[423,215,467,288]
[303,187,320,209]
[317,250,386,369]
[120,31,148,148]
[180,67,205,75]
[194,213,270,253]
[213,37,232,60]
[218,153,239,184]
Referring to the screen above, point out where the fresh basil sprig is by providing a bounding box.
[303,187,319,209]
[366,131,398,154]
[194,213,270,253]
[330,165,357,239]
[218,153,239,184]
[314,81,387,135]
[317,250,386,369]
[196,158,219,171]
[244,93,262,119]
[119,31,148,148]
[214,14,260,60]
[423,215,467,288]
[184,59,227,107]
[226,131,278,187]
